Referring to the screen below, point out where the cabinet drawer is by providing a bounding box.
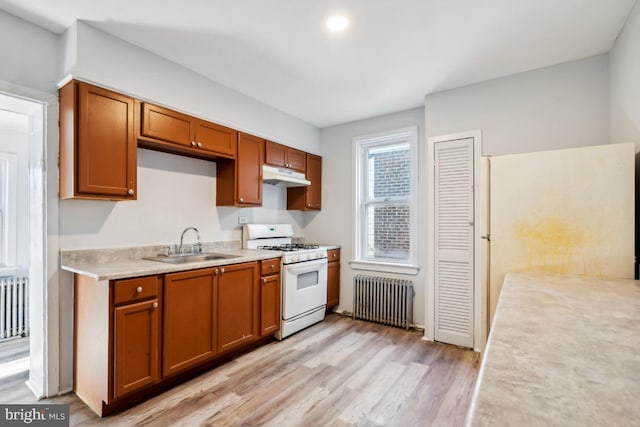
[114,276,160,305]
[327,248,340,262]
[260,258,281,276]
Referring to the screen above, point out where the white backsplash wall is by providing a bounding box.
[59,148,306,249]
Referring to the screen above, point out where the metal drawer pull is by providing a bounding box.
[152,302,158,309]
[136,286,143,293]
[220,268,225,274]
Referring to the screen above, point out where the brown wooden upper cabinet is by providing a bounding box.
[287,153,322,210]
[59,80,136,200]
[139,102,237,159]
[265,141,306,173]
[217,132,264,207]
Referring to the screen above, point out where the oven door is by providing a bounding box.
[282,258,328,320]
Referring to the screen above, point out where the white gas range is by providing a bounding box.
[243,224,327,339]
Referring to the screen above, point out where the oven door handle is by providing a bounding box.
[285,258,327,274]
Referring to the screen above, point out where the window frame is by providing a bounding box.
[0,152,18,269]
[352,126,418,275]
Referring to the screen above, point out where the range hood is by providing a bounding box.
[262,164,310,187]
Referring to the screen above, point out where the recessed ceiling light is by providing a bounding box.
[326,15,349,32]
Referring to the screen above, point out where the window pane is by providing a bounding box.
[367,143,410,200]
[365,203,410,260]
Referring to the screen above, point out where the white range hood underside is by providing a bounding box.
[262,164,310,187]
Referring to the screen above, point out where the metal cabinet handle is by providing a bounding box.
[307,203,311,207]
[263,278,267,283]
[136,286,143,293]
[333,253,337,258]
[128,188,134,195]
[191,141,197,147]
[197,142,202,148]
[152,302,158,309]
[239,197,244,202]
[220,268,225,274]
[214,268,219,275]
[270,264,275,270]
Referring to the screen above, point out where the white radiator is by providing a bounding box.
[353,275,414,329]
[0,276,29,341]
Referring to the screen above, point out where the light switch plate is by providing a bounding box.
[238,216,248,224]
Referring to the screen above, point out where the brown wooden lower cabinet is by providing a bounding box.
[73,259,280,417]
[113,298,160,399]
[163,268,217,377]
[259,258,281,336]
[217,262,260,353]
[327,249,341,311]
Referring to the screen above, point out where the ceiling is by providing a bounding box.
[0,0,636,127]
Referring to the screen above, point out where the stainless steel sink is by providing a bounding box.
[144,252,240,264]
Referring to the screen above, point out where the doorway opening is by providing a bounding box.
[0,92,46,402]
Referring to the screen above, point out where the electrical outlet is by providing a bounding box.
[238,216,248,224]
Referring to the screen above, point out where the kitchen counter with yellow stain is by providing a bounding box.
[466,273,640,426]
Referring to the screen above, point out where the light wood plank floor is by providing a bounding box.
[0,336,31,404]
[2,315,479,426]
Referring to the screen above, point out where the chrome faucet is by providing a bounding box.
[179,227,202,255]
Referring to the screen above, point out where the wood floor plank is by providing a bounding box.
[338,361,407,424]
[368,361,430,425]
[1,315,479,426]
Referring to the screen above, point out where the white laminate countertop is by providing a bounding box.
[60,247,283,281]
[466,273,640,426]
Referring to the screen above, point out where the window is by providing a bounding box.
[353,127,418,272]
[0,153,18,269]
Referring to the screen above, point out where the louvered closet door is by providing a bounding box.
[434,138,474,348]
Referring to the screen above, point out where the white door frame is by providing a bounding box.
[425,130,486,351]
[0,81,59,397]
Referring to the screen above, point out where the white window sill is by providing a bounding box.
[0,267,20,277]
[349,260,419,275]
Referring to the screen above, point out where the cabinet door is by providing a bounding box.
[260,274,280,336]
[195,121,237,158]
[327,260,340,310]
[265,141,287,168]
[141,102,194,147]
[306,154,322,209]
[163,268,217,377]
[218,262,259,353]
[286,147,307,173]
[237,133,264,206]
[77,82,136,198]
[287,153,322,211]
[113,299,160,399]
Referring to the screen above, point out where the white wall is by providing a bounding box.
[0,11,59,94]
[425,54,610,155]
[59,149,306,249]
[305,107,427,326]
[610,0,640,147]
